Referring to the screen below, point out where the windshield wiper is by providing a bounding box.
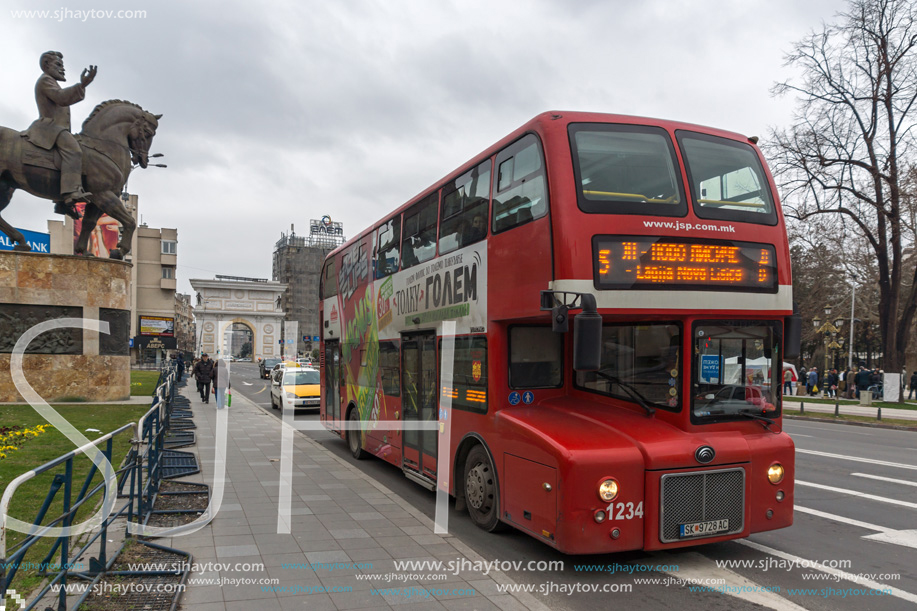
[593,370,656,417]
[736,411,775,430]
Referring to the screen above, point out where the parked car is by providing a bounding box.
[259,358,282,379]
[270,367,321,412]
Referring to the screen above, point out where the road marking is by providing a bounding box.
[851,472,917,488]
[652,551,806,610]
[738,539,917,605]
[789,434,812,438]
[254,386,266,394]
[243,381,253,386]
[797,480,917,510]
[794,505,891,533]
[796,506,917,551]
[796,449,917,471]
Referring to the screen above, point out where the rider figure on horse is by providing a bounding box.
[25,51,97,219]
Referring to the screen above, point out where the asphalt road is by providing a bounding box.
[227,362,917,610]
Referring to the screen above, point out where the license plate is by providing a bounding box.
[679,518,729,538]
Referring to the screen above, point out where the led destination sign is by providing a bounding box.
[593,236,777,291]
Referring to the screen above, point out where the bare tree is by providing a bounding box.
[768,0,917,374]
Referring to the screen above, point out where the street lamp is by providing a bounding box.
[813,305,844,396]
[847,283,856,370]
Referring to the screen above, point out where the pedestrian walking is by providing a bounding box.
[807,367,818,396]
[192,353,214,403]
[909,371,917,401]
[212,358,231,409]
[176,353,185,381]
[783,368,793,395]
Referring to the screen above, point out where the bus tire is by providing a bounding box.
[347,407,368,460]
[463,445,504,532]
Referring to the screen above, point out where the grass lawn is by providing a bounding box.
[783,396,917,411]
[785,409,917,427]
[130,370,161,396]
[0,403,151,597]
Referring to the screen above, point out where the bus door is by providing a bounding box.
[401,331,437,482]
[324,340,342,433]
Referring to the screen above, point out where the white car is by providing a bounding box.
[270,367,321,412]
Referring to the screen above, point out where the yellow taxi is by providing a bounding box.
[270,366,320,412]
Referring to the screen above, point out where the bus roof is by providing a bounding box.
[325,110,759,260]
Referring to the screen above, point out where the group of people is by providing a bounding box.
[799,365,886,399]
[189,353,231,409]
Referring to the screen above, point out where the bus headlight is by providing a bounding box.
[767,463,785,484]
[598,478,619,502]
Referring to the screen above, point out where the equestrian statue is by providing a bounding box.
[0,51,161,259]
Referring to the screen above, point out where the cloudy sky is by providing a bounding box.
[0,0,843,297]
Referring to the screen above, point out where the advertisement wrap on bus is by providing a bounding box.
[319,111,800,555]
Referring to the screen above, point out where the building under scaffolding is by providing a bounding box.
[272,220,345,356]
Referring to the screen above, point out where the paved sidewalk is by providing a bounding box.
[159,380,549,611]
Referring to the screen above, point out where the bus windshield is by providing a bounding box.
[677,131,777,225]
[570,124,686,216]
[692,322,780,420]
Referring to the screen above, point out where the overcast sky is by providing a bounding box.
[0,0,844,297]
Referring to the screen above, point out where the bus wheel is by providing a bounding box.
[347,407,367,460]
[464,445,504,532]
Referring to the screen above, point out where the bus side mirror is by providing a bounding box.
[784,313,801,360]
[574,309,602,371]
[573,293,601,371]
[541,290,602,371]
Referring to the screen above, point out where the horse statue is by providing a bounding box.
[0,100,161,259]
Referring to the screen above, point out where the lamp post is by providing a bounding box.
[847,283,856,370]
[813,305,844,396]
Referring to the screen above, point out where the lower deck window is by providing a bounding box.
[509,326,563,388]
[575,323,681,411]
[441,336,488,413]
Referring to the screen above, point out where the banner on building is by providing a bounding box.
[133,335,177,350]
[140,315,175,337]
[0,228,50,253]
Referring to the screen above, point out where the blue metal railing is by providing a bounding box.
[1,362,192,611]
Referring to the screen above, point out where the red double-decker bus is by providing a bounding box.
[319,111,800,554]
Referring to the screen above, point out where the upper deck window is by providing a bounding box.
[439,160,491,254]
[492,134,548,233]
[374,215,401,279]
[677,131,777,226]
[402,193,439,270]
[569,124,686,217]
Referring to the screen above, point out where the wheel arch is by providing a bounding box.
[453,432,500,514]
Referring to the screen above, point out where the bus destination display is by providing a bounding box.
[593,236,777,291]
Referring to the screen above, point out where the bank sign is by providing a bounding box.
[310,215,344,237]
[0,228,51,253]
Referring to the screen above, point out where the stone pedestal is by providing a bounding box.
[0,251,132,402]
